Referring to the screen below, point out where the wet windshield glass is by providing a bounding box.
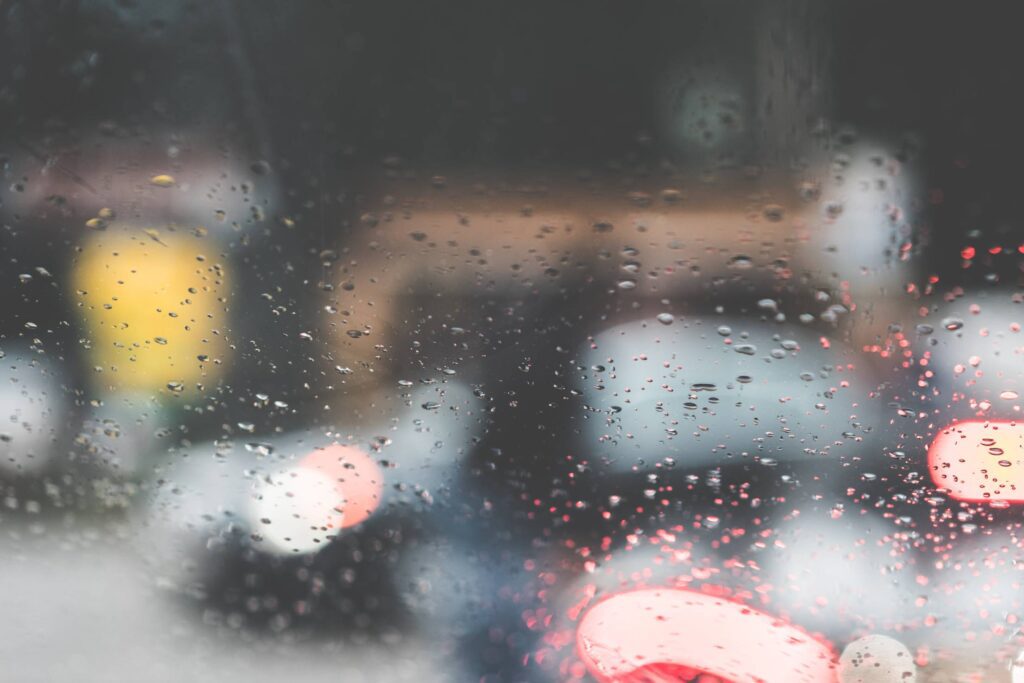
[2,2,1023,681]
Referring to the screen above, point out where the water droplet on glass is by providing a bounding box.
[150,174,176,188]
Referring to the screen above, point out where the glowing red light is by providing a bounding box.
[960,246,976,260]
[301,444,384,528]
[928,420,1024,503]
[576,588,836,683]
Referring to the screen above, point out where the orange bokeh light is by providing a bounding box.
[928,420,1024,503]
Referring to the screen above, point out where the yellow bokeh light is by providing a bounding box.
[72,226,230,395]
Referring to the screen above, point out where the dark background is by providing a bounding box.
[2,0,1021,256]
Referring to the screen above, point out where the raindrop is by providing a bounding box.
[150,174,176,188]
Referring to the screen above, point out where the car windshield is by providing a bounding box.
[2,2,1024,682]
